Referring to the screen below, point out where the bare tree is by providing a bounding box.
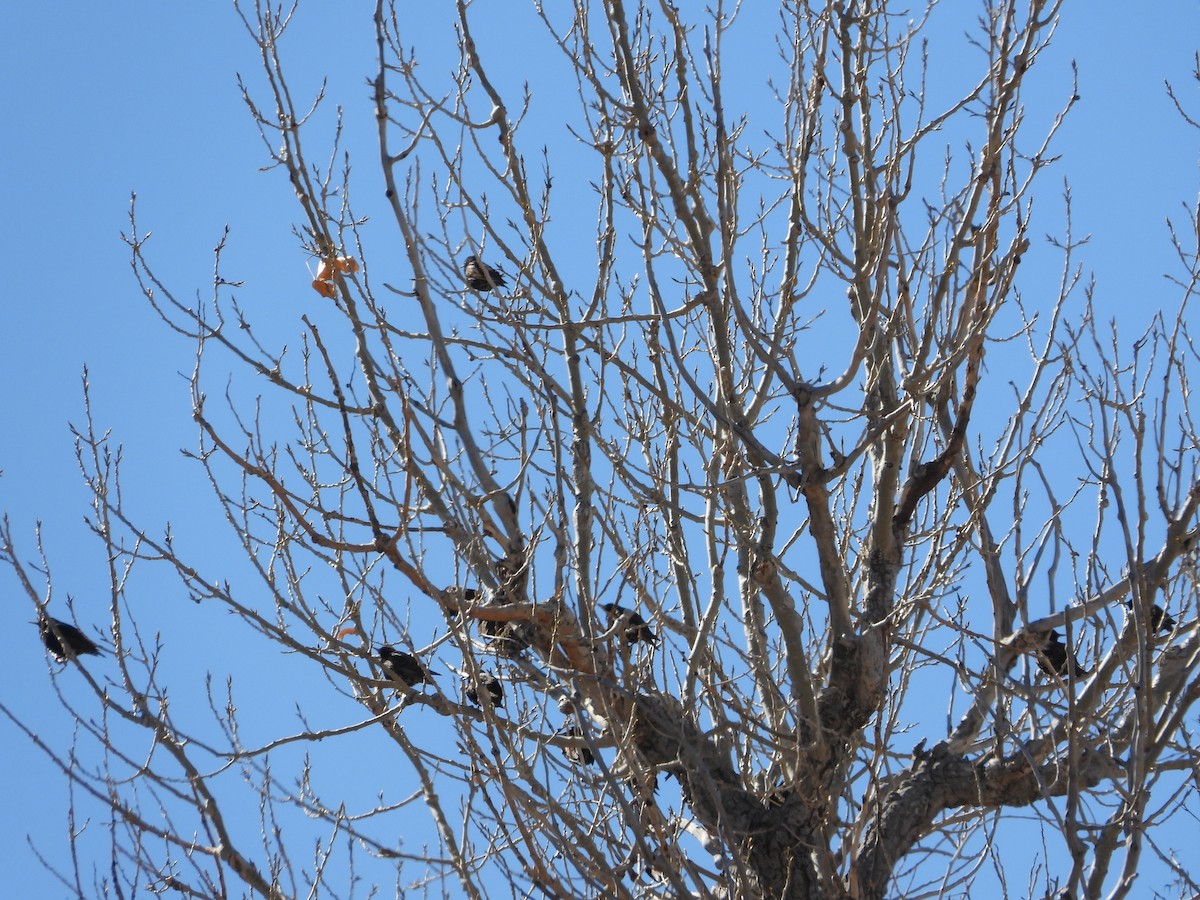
[4,1,1199,898]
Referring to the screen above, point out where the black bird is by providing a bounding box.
[602,603,658,645]
[463,255,507,292]
[1125,600,1177,634]
[560,724,595,766]
[465,671,505,708]
[1037,630,1090,678]
[624,770,659,803]
[38,614,102,663]
[376,645,437,689]
[441,586,481,622]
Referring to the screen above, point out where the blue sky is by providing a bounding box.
[2,3,1199,897]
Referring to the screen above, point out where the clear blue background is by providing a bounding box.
[2,3,1198,896]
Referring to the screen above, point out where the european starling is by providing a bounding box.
[561,724,595,766]
[1125,600,1177,633]
[376,645,437,689]
[465,671,505,708]
[1037,630,1089,678]
[39,614,102,663]
[481,617,537,657]
[463,255,507,292]
[602,603,658,645]
[441,586,481,622]
[495,554,528,602]
[624,771,659,803]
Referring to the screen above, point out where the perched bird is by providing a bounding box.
[463,255,507,292]
[480,574,537,657]
[376,645,437,689]
[560,724,595,766]
[1125,600,1177,634]
[465,671,505,708]
[1037,630,1089,678]
[441,586,481,622]
[624,771,659,804]
[38,614,102,663]
[603,603,658,645]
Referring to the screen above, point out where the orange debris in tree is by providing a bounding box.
[311,255,358,297]
[311,278,337,299]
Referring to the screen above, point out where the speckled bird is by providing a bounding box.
[603,603,658,645]
[463,255,507,292]
[465,671,505,708]
[1125,600,1177,634]
[1037,630,1089,678]
[376,645,437,689]
[560,724,595,766]
[38,614,102,663]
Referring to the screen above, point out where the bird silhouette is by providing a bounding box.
[376,645,437,689]
[463,255,507,292]
[38,614,102,663]
[465,671,505,708]
[441,586,481,622]
[1125,600,1177,634]
[1037,630,1089,678]
[560,724,595,766]
[602,603,658,645]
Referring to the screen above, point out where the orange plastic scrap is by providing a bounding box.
[310,255,359,297]
[311,278,337,299]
